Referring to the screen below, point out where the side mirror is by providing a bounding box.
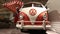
[45,6,48,9]
[47,8,49,11]
[45,6,49,10]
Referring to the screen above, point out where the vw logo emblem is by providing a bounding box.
[29,9,37,16]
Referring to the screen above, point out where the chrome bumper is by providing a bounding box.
[16,25,51,29]
[16,20,51,29]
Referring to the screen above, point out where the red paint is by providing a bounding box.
[14,11,49,25]
[19,12,32,25]
[35,11,49,25]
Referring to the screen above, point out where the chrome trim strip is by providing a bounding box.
[17,21,50,23]
[16,20,50,29]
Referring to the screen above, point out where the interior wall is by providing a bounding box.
[46,0,60,34]
[22,0,48,5]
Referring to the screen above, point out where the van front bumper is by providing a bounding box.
[16,21,51,29]
[16,24,51,29]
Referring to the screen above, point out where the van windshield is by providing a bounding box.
[23,3,32,8]
[34,4,43,7]
[23,3,43,8]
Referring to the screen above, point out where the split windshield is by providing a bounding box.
[23,3,43,8]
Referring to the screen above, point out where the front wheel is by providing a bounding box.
[26,29,47,34]
[20,29,28,33]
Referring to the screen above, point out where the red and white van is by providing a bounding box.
[16,2,51,30]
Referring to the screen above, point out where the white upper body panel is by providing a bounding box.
[19,3,47,23]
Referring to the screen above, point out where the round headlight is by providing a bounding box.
[43,13,47,20]
[20,15,23,20]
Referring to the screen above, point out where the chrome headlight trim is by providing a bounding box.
[20,15,23,20]
[43,13,47,20]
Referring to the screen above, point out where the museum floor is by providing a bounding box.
[0,29,58,34]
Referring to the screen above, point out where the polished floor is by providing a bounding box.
[0,29,58,34]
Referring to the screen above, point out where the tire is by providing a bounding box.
[29,29,47,34]
[21,29,28,33]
